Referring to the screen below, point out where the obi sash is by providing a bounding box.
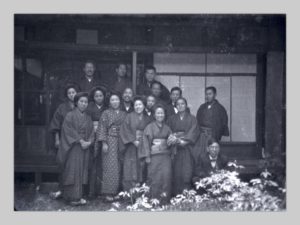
[108,125,120,137]
[93,121,99,132]
[136,130,143,141]
[151,138,169,155]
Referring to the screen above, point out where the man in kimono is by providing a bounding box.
[194,86,229,158]
[112,63,132,94]
[167,86,182,116]
[120,87,134,113]
[137,66,170,103]
[192,139,228,183]
[74,60,107,93]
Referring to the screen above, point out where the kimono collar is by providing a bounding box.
[85,75,93,82]
[95,103,103,109]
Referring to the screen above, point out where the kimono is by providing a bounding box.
[137,80,171,103]
[96,108,127,195]
[49,101,74,136]
[120,101,134,114]
[57,108,94,201]
[192,152,228,183]
[195,100,229,158]
[120,112,153,191]
[86,102,106,196]
[167,112,200,195]
[142,122,172,201]
[73,75,104,92]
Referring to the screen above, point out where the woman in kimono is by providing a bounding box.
[167,97,200,196]
[49,84,78,199]
[142,104,173,202]
[96,92,127,201]
[86,86,107,197]
[57,92,94,206]
[120,96,153,191]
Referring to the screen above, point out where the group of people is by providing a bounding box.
[49,61,230,206]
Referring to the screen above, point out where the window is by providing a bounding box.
[155,53,257,143]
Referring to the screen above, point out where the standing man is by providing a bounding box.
[195,86,229,157]
[120,87,134,113]
[75,60,107,93]
[137,66,170,103]
[113,63,132,94]
[168,86,183,115]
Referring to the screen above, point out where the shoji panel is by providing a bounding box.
[231,76,256,142]
[155,75,180,91]
[180,76,205,116]
[207,54,257,73]
[206,77,231,142]
[154,53,205,73]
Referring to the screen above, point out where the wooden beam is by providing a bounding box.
[15,41,266,54]
[132,51,137,94]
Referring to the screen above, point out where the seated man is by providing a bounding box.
[192,139,228,183]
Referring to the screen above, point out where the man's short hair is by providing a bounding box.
[171,86,182,95]
[151,80,162,89]
[116,62,127,68]
[205,86,217,94]
[83,60,96,67]
[207,138,219,147]
[144,65,156,73]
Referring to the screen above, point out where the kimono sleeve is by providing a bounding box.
[49,105,64,133]
[96,111,109,142]
[182,115,200,144]
[120,114,136,145]
[141,124,153,159]
[57,112,82,164]
[220,106,229,137]
[192,155,208,183]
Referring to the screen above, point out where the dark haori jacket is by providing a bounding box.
[86,102,107,122]
[137,80,171,103]
[196,99,229,141]
[192,152,229,183]
[113,77,132,94]
[49,101,74,135]
[120,101,134,114]
[56,108,94,167]
[73,75,106,93]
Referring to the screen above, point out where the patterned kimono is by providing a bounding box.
[142,122,172,200]
[96,108,127,195]
[86,102,106,196]
[167,112,200,195]
[57,108,94,201]
[120,112,153,191]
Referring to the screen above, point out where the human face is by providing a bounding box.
[154,108,165,123]
[146,96,156,109]
[110,95,120,109]
[83,62,95,77]
[94,90,104,106]
[205,89,216,103]
[176,99,187,113]
[145,69,156,82]
[171,90,181,104]
[134,100,145,114]
[207,142,220,158]
[151,84,161,98]
[122,88,133,103]
[67,88,77,102]
[116,64,127,77]
[77,96,88,112]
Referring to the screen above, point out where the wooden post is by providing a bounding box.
[132,51,137,94]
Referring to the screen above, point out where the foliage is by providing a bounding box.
[109,162,286,212]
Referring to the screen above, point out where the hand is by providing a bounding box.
[55,139,60,149]
[145,157,151,164]
[80,140,90,150]
[133,140,140,148]
[178,139,188,146]
[102,142,109,153]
